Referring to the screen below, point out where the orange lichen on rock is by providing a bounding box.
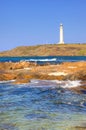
[0,61,86,84]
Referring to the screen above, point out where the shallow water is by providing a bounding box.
[0,80,86,130]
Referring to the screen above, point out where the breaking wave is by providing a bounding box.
[54,80,81,88]
[25,58,57,62]
[30,79,81,88]
[0,80,15,84]
[0,79,81,89]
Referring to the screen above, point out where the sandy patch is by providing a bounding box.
[14,68,31,71]
[48,72,68,76]
[68,66,77,68]
[24,68,31,70]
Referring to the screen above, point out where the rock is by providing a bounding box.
[69,81,86,94]
[14,79,30,84]
[0,61,37,71]
[0,123,18,130]
[0,61,86,84]
[13,72,32,84]
[0,73,16,81]
[64,70,86,81]
[69,126,86,130]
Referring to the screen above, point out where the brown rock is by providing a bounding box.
[0,61,37,71]
[0,73,16,81]
[0,61,86,85]
[64,70,86,81]
[14,79,30,84]
[13,72,32,84]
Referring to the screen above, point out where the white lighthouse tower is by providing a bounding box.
[59,23,64,44]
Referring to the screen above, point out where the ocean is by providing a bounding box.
[0,56,86,130]
[0,56,86,63]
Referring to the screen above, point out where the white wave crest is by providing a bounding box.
[30,80,81,88]
[25,58,57,62]
[0,80,15,84]
[55,80,81,88]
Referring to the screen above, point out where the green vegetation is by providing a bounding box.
[0,43,86,56]
[78,50,86,55]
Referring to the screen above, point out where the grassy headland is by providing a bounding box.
[0,43,86,56]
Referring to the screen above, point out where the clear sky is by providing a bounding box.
[0,0,86,51]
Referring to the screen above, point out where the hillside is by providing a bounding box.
[0,44,86,56]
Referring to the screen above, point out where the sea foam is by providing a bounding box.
[30,79,81,88]
[54,80,81,88]
[25,58,57,62]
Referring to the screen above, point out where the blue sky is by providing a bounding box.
[0,0,86,51]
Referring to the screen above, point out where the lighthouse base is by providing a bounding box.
[58,42,64,44]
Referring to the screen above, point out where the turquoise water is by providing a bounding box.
[0,80,86,130]
[0,56,86,130]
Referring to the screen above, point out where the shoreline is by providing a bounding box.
[0,61,86,93]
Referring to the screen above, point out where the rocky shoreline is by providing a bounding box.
[0,61,86,92]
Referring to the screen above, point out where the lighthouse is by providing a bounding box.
[59,23,64,44]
